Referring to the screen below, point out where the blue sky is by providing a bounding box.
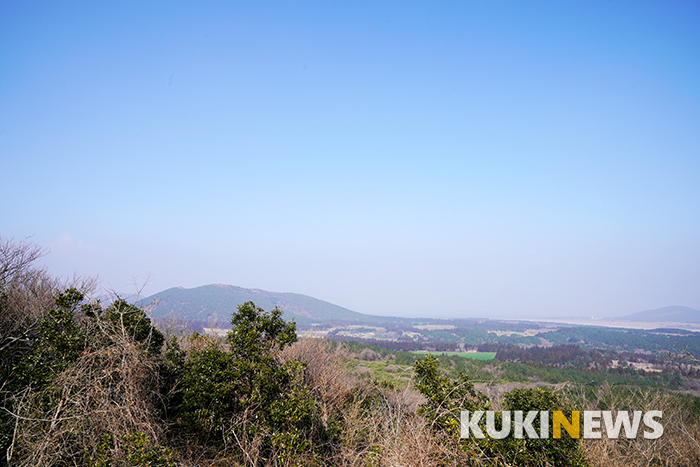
[2,1,699,319]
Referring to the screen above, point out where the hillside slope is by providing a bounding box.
[140,284,369,325]
[614,306,700,323]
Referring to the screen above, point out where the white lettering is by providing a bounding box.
[514,411,539,439]
[540,410,549,439]
[486,410,511,439]
[603,411,642,439]
[643,410,663,440]
[583,410,602,439]
[461,411,485,439]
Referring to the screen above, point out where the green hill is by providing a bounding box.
[140,284,369,325]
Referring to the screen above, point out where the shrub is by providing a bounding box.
[492,388,588,467]
[177,301,323,464]
[100,299,165,356]
[8,291,167,466]
[413,354,488,437]
[90,432,176,467]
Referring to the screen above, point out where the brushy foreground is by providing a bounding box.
[2,237,700,466]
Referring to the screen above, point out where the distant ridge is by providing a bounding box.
[140,284,369,325]
[614,306,700,323]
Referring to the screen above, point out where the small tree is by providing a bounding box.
[413,354,488,437]
[100,298,165,356]
[178,301,321,464]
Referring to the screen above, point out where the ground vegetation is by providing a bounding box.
[3,237,700,466]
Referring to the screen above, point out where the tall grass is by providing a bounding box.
[569,384,700,467]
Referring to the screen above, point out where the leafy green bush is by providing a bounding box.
[176,301,323,464]
[494,388,588,467]
[100,299,165,356]
[13,288,88,389]
[413,354,489,437]
[90,432,176,467]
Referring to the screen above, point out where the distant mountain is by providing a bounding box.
[139,284,370,326]
[614,306,700,323]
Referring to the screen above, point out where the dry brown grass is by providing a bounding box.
[281,338,355,430]
[569,384,700,467]
[281,339,475,467]
[334,383,455,467]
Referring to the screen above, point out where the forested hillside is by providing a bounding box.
[140,284,370,325]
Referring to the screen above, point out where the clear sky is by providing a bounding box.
[2,1,699,319]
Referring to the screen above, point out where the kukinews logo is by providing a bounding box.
[461,410,663,440]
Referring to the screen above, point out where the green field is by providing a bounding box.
[411,350,496,360]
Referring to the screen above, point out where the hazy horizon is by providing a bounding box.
[2,1,699,319]
[134,283,699,322]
